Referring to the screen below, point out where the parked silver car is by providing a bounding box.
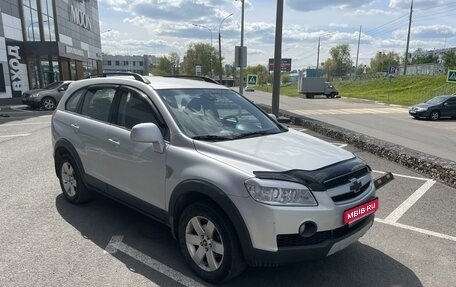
[51,73,378,283]
[22,81,73,110]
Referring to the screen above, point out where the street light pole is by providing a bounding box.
[192,23,213,78]
[239,0,245,95]
[218,13,233,84]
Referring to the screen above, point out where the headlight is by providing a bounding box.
[30,93,40,97]
[415,107,427,111]
[244,178,318,206]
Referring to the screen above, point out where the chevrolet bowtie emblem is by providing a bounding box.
[349,178,363,193]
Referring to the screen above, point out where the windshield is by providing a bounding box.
[44,81,63,90]
[426,96,449,105]
[156,88,286,141]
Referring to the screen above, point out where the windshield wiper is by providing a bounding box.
[232,130,280,140]
[192,135,233,142]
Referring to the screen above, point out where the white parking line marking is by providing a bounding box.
[10,106,33,113]
[332,143,348,148]
[0,122,50,126]
[0,133,31,138]
[383,179,436,224]
[105,236,206,287]
[375,218,456,242]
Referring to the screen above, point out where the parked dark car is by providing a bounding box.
[409,95,456,120]
[22,81,73,110]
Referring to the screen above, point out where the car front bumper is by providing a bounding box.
[229,179,377,266]
[22,97,41,106]
[409,110,429,118]
[243,214,374,267]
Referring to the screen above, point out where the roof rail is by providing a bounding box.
[87,72,150,84]
[164,75,220,85]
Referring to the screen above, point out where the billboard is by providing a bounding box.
[268,58,292,72]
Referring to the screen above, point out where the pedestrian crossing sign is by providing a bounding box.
[447,69,456,83]
[247,74,258,86]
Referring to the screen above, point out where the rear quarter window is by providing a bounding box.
[65,89,85,113]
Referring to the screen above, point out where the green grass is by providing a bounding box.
[256,75,456,106]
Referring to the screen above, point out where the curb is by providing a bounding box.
[259,104,456,189]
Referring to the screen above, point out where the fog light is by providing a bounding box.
[299,221,317,238]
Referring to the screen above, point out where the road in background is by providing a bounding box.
[242,90,456,162]
[0,106,455,286]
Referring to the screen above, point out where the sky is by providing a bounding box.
[98,0,456,70]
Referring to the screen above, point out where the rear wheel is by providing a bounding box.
[57,154,92,204]
[41,97,57,110]
[429,110,440,121]
[178,202,245,283]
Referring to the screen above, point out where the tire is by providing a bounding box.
[41,97,57,110]
[178,202,246,283]
[429,110,440,121]
[57,154,92,204]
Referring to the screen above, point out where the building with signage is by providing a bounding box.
[0,0,103,104]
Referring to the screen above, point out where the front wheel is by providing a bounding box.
[429,110,440,121]
[178,202,245,283]
[41,97,57,110]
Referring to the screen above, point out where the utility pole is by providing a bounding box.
[355,25,362,79]
[238,0,245,95]
[271,0,284,116]
[316,36,320,71]
[404,0,413,76]
[218,13,233,84]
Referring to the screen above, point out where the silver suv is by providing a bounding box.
[52,73,378,283]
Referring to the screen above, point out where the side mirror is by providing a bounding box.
[130,123,165,153]
[58,87,66,92]
[443,102,448,106]
[268,113,277,122]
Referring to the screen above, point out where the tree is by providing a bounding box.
[411,48,439,65]
[369,51,400,73]
[182,43,219,76]
[152,56,173,76]
[323,44,353,78]
[168,52,180,75]
[442,50,456,70]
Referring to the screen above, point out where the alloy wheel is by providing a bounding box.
[185,216,225,272]
[43,98,56,110]
[61,162,77,197]
[430,111,440,120]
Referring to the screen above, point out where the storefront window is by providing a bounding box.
[27,56,61,89]
[83,59,98,78]
[70,60,77,80]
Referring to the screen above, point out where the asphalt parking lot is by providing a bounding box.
[0,106,455,287]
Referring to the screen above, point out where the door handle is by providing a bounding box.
[108,138,120,146]
[70,123,79,131]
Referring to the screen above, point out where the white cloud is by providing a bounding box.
[287,0,376,12]
[346,9,396,16]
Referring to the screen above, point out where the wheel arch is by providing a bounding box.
[168,180,253,258]
[54,139,85,181]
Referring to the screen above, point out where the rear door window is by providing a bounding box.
[81,87,117,122]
